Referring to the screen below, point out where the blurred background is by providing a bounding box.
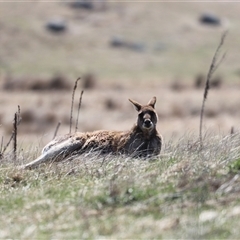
[0,1,240,150]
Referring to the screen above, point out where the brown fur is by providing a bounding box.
[23,97,162,169]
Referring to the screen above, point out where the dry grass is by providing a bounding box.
[0,133,240,238]
[1,3,240,238]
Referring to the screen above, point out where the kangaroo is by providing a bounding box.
[23,97,162,169]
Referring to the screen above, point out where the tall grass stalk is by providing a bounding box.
[199,31,227,146]
[75,90,84,132]
[2,106,21,155]
[53,122,61,139]
[69,77,81,134]
[13,112,17,161]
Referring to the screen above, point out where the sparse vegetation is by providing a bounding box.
[1,2,240,239]
[0,133,240,238]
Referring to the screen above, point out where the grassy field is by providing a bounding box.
[1,2,240,239]
[1,133,240,239]
[1,2,240,144]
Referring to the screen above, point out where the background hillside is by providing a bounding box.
[0,1,240,148]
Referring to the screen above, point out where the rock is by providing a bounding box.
[110,36,125,47]
[69,0,94,10]
[110,36,146,52]
[45,18,67,33]
[199,13,221,26]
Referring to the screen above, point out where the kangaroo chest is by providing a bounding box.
[124,134,160,157]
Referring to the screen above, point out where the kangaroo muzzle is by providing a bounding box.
[143,117,153,129]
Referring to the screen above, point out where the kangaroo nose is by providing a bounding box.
[144,119,152,128]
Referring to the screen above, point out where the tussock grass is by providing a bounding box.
[1,133,240,239]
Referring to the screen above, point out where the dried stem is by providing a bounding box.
[17,105,21,124]
[199,31,227,146]
[0,136,3,159]
[2,106,21,154]
[2,135,13,154]
[13,112,17,161]
[75,90,84,132]
[69,77,81,134]
[0,136,3,152]
[53,122,61,140]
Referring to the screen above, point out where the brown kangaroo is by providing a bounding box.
[23,97,162,169]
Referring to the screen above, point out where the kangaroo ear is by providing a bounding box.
[148,96,156,108]
[129,99,142,112]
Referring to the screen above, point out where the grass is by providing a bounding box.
[1,133,240,239]
[1,2,240,239]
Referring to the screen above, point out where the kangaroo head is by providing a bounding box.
[129,97,158,135]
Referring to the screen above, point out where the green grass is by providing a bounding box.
[1,133,240,239]
[1,3,240,238]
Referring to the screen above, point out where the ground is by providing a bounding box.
[1,134,240,238]
[0,2,240,239]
